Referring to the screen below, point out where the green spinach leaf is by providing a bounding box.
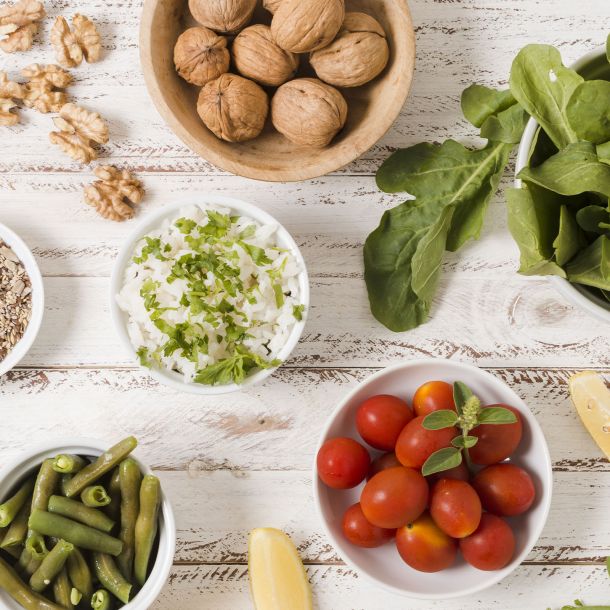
[566,235,610,290]
[480,102,529,145]
[566,80,610,144]
[554,205,587,266]
[509,44,583,149]
[576,205,610,235]
[461,85,516,128]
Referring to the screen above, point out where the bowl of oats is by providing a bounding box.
[0,223,44,376]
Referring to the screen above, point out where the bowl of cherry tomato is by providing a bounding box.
[313,359,552,599]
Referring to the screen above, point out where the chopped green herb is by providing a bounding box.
[293,304,305,321]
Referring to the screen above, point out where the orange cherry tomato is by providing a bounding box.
[356,394,413,451]
[430,479,482,538]
[396,512,458,573]
[413,381,455,417]
[341,503,395,548]
[368,452,402,480]
[460,513,515,571]
[395,415,457,469]
[316,437,370,490]
[473,463,535,516]
[470,404,523,465]
[360,466,428,529]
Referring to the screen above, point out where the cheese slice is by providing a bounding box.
[569,371,610,459]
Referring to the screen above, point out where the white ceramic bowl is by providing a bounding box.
[110,195,310,395]
[0,438,176,610]
[515,44,610,324]
[0,223,44,377]
[313,359,553,599]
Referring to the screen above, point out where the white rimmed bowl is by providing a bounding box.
[0,438,176,610]
[0,223,44,377]
[515,44,610,323]
[110,195,310,395]
[313,359,553,599]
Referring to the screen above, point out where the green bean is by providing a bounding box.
[0,478,34,527]
[2,543,21,560]
[63,438,138,499]
[52,567,74,609]
[60,476,73,498]
[48,496,115,534]
[29,511,123,557]
[52,456,87,476]
[117,459,141,580]
[91,589,112,610]
[66,547,93,602]
[0,556,64,610]
[1,497,30,549]
[92,553,131,605]
[69,588,82,606]
[104,469,121,524]
[134,475,161,586]
[80,486,110,508]
[27,460,60,559]
[30,539,73,592]
[18,547,43,577]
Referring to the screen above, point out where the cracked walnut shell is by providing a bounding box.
[310,12,389,88]
[22,64,71,113]
[189,0,256,34]
[174,26,229,86]
[49,103,109,163]
[84,165,144,221]
[271,0,344,53]
[0,0,44,53]
[51,14,101,68]
[0,71,24,126]
[271,78,347,148]
[197,73,269,143]
[233,24,298,87]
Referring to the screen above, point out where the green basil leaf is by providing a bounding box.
[421,447,463,477]
[480,103,529,145]
[506,185,567,277]
[576,206,610,235]
[509,44,583,149]
[453,381,473,414]
[554,205,587,266]
[566,80,610,144]
[518,141,610,199]
[566,235,610,290]
[422,410,459,430]
[452,435,478,449]
[460,85,517,128]
[477,406,518,425]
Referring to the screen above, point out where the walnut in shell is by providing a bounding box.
[51,14,101,68]
[310,12,389,88]
[233,24,298,87]
[49,103,109,163]
[84,165,144,221]
[0,0,44,53]
[262,0,283,14]
[271,78,347,148]
[189,0,256,34]
[22,64,71,113]
[271,0,344,53]
[0,71,24,126]
[197,73,268,142]
[174,26,229,86]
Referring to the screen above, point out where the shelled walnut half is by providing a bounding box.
[0,71,24,126]
[22,64,72,113]
[0,0,45,53]
[49,103,109,163]
[84,165,144,221]
[51,14,101,68]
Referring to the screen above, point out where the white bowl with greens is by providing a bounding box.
[513,42,610,322]
[110,196,309,394]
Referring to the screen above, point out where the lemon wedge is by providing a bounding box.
[569,371,610,459]
[248,528,313,610]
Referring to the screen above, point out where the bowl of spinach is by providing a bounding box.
[512,43,610,322]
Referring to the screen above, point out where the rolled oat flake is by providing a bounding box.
[0,241,32,362]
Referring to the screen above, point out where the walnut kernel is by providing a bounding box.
[51,14,101,68]
[0,71,24,126]
[84,165,145,221]
[0,0,44,53]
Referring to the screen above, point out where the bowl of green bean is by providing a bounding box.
[0,437,176,610]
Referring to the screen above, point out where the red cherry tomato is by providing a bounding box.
[473,463,535,516]
[413,381,455,416]
[430,479,482,538]
[427,462,470,485]
[396,512,458,573]
[356,395,413,451]
[470,405,523,465]
[341,503,395,548]
[316,438,370,489]
[459,513,515,570]
[368,452,402,480]
[360,467,429,529]
[395,416,457,469]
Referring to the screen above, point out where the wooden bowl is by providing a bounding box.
[140,0,416,182]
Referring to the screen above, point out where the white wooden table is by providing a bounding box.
[1,0,610,608]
